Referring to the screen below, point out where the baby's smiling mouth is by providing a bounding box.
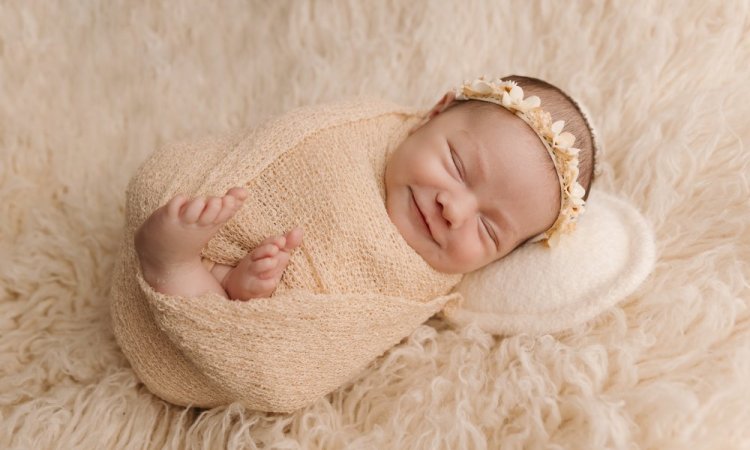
[410,187,435,242]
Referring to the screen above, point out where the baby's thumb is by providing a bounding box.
[284,227,303,250]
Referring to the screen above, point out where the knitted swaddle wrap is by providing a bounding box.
[110,97,464,413]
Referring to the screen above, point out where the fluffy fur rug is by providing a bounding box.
[1,1,748,448]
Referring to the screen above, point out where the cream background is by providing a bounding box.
[1,1,749,449]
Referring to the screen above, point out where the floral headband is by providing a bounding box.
[453,76,588,247]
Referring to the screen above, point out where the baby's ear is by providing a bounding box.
[427,91,457,120]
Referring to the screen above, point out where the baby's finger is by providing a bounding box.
[257,233,286,249]
[182,198,206,222]
[256,252,290,280]
[250,256,278,274]
[213,196,238,224]
[165,194,188,217]
[283,227,303,251]
[226,186,248,201]
[198,197,222,225]
[256,270,279,280]
[251,243,279,260]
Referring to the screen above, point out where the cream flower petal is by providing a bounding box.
[501,91,512,108]
[547,231,561,247]
[568,198,585,211]
[501,80,518,91]
[523,95,541,109]
[515,103,530,114]
[555,132,576,149]
[509,85,524,102]
[571,183,586,198]
[551,120,565,135]
[471,80,493,94]
[568,165,579,181]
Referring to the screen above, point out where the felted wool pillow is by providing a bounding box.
[439,189,656,336]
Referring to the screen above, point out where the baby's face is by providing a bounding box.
[385,93,560,274]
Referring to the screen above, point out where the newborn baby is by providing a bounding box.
[134,74,596,301]
[113,74,598,412]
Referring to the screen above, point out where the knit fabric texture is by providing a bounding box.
[109,97,464,413]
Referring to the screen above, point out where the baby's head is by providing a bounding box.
[384,75,598,274]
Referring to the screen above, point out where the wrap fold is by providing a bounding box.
[136,268,461,412]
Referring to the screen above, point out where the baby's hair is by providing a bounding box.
[449,75,597,202]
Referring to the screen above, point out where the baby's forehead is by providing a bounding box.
[449,101,531,135]
[447,107,555,192]
[452,104,543,155]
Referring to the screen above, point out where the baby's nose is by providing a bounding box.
[438,191,477,230]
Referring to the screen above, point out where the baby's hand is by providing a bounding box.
[223,227,304,300]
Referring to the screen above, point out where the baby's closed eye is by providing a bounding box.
[449,147,465,181]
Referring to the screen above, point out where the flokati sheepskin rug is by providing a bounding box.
[1,1,749,449]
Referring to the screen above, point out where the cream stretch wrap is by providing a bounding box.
[110,97,464,413]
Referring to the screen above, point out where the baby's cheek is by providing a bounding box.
[446,238,484,267]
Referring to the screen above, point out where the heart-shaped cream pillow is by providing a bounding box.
[440,190,656,336]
